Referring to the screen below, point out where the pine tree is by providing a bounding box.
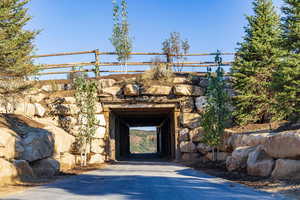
[0,0,39,76]
[202,51,230,161]
[231,0,282,125]
[273,0,300,121]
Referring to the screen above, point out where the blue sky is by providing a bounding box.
[26,0,284,78]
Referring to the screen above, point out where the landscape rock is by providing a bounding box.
[88,154,105,164]
[31,158,60,177]
[34,103,46,117]
[196,143,212,154]
[96,114,106,127]
[102,86,121,96]
[180,97,194,112]
[15,103,35,116]
[206,152,230,161]
[124,84,139,96]
[181,153,200,161]
[179,128,190,141]
[91,139,106,154]
[0,127,23,160]
[143,85,172,96]
[29,93,46,103]
[247,146,274,177]
[189,127,204,142]
[264,130,300,159]
[21,128,54,162]
[227,132,273,149]
[272,159,300,180]
[64,97,76,104]
[195,96,207,112]
[0,158,18,185]
[173,85,204,96]
[226,146,256,171]
[94,127,106,139]
[98,79,116,88]
[180,113,201,129]
[13,160,35,181]
[41,85,52,92]
[180,141,197,153]
[59,153,76,172]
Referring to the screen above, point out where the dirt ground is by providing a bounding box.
[0,163,106,198]
[184,160,300,200]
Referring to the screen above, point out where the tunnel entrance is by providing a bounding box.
[108,107,176,161]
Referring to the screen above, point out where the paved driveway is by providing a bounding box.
[2,161,287,200]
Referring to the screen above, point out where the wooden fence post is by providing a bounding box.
[94,49,100,77]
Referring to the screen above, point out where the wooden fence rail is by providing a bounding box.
[29,49,235,78]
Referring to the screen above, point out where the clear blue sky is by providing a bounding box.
[26,0,284,78]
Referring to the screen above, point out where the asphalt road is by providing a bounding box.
[2,161,287,200]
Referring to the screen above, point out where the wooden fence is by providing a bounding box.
[32,49,235,78]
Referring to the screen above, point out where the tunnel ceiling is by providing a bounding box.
[111,108,173,127]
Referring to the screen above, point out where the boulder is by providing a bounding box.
[124,84,139,96]
[54,104,79,116]
[180,141,197,153]
[20,128,54,162]
[272,159,300,180]
[88,154,105,164]
[180,97,195,112]
[180,113,201,129]
[96,114,106,127]
[13,160,35,181]
[206,152,230,161]
[196,143,212,154]
[264,130,300,159]
[98,79,116,88]
[15,103,35,116]
[189,127,204,142]
[173,77,188,84]
[34,103,46,117]
[179,128,190,142]
[181,153,200,161]
[0,127,23,160]
[91,139,106,154]
[143,85,172,96]
[173,85,203,96]
[44,125,75,154]
[64,97,76,104]
[226,146,256,171]
[58,116,77,132]
[59,153,76,172]
[41,85,52,92]
[95,103,103,113]
[0,158,18,185]
[199,78,209,88]
[94,127,106,139]
[31,158,60,177]
[247,146,274,177]
[29,93,46,103]
[227,132,273,149]
[195,96,207,112]
[102,86,121,96]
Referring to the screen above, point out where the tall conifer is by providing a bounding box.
[231,0,282,125]
[273,0,300,121]
[0,0,38,76]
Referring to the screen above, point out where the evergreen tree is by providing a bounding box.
[273,0,300,121]
[0,0,39,76]
[202,51,230,161]
[231,0,282,125]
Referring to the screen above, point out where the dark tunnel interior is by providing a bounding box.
[109,108,175,161]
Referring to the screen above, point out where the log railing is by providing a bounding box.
[30,49,235,78]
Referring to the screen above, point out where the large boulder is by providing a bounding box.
[173,85,203,96]
[20,128,54,162]
[180,141,197,153]
[0,127,23,160]
[180,97,195,112]
[143,85,172,96]
[13,160,35,181]
[102,86,121,96]
[272,159,300,180]
[264,130,300,159]
[178,128,189,142]
[189,127,204,142]
[44,125,75,155]
[180,113,201,129]
[195,96,207,112]
[181,153,200,161]
[247,146,274,177]
[94,127,106,139]
[88,154,105,164]
[226,146,256,171]
[196,143,212,154]
[34,103,46,117]
[58,153,76,172]
[31,158,60,177]
[98,79,116,88]
[91,138,106,154]
[124,84,139,96]
[206,152,230,161]
[15,103,35,116]
[226,132,273,149]
[0,158,18,185]
[96,114,106,127]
